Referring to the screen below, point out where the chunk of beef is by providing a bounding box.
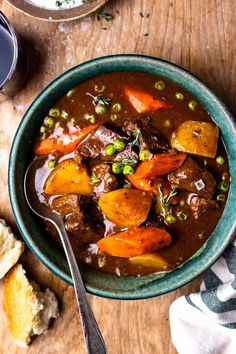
[50,194,101,244]
[91,163,118,199]
[187,194,218,219]
[77,125,127,161]
[122,117,169,152]
[168,157,216,199]
[51,194,82,219]
[114,142,138,163]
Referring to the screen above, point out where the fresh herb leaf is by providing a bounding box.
[97,13,114,22]
[131,129,142,147]
[55,0,75,6]
[90,172,101,184]
[155,184,177,218]
[86,92,111,106]
[122,157,138,166]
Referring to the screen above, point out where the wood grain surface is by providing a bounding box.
[0,0,235,353]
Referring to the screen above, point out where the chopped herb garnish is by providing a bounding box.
[155,184,177,218]
[97,13,114,22]
[86,92,111,107]
[122,157,138,166]
[131,129,142,147]
[90,172,101,184]
[55,0,75,6]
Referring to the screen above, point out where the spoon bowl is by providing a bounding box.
[24,157,107,354]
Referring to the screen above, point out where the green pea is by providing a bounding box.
[112,162,124,174]
[175,92,184,100]
[95,104,106,115]
[179,200,185,206]
[112,102,122,112]
[177,211,188,221]
[105,144,116,156]
[44,116,54,127]
[216,194,225,202]
[48,159,56,169]
[164,119,171,127]
[165,214,176,224]
[218,181,229,192]
[113,139,126,152]
[49,108,60,117]
[84,114,96,123]
[139,149,152,161]
[123,183,132,188]
[110,114,118,121]
[216,156,225,165]
[155,81,165,90]
[188,100,198,110]
[123,165,134,175]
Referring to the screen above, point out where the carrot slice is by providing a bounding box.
[127,174,178,204]
[134,152,187,179]
[124,87,172,113]
[97,227,172,258]
[127,174,163,193]
[34,124,97,155]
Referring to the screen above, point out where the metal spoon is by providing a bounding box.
[24,156,107,354]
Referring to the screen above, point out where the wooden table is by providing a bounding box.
[0,0,235,353]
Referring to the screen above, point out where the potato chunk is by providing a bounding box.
[170,120,219,158]
[129,253,170,270]
[44,159,93,196]
[98,189,152,228]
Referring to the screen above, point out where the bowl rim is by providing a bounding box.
[5,0,108,22]
[8,54,236,300]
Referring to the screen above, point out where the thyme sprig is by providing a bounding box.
[97,13,114,22]
[86,92,111,107]
[155,184,177,217]
[131,129,142,147]
[122,157,138,166]
[90,172,101,184]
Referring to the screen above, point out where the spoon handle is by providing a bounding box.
[53,218,107,354]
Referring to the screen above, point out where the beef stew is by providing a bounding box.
[30,71,230,276]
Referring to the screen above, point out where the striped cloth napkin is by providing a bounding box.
[170,237,236,354]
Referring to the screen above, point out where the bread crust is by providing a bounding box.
[3,264,59,347]
[0,219,25,279]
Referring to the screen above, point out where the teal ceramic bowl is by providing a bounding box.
[9,55,236,299]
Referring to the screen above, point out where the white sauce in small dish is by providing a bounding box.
[25,0,86,11]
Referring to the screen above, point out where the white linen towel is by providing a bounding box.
[170,237,236,354]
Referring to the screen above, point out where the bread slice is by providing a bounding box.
[3,264,59,348]
[0,219,25,279]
